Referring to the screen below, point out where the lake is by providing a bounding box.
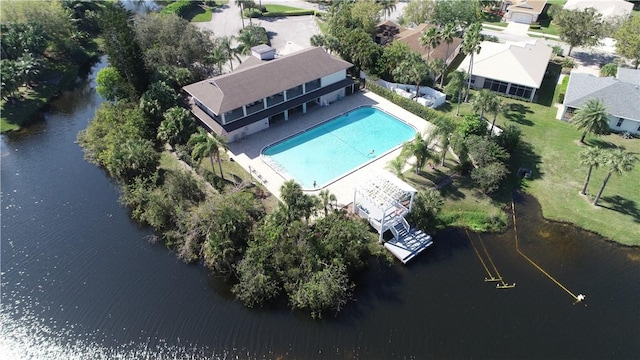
[1,56,639,360]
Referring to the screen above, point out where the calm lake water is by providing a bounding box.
[1,57,639,359]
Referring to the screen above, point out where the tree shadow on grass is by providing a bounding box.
[585,138,621,149]
[504,103,534,126]
[438,101,453,113]
[511,140,543,182]
[598,195,640,223]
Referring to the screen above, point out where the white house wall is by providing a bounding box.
[320,89,345,105]
[321,70,346,87]
[608,115,640,135]
[226,118,270,143]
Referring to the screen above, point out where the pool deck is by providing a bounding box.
[227,91,435,207]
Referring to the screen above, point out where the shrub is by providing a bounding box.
[161,0,193,17]
[557,75,569,103]
[600,63,617,77]
[365,82,440,122]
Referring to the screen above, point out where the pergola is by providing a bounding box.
[353,170,417,243]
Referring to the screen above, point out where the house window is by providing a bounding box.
[483,79,508,94]
[508,84,533,99]
[616,118,624,127]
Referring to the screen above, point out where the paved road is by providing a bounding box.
[194,0,321,71]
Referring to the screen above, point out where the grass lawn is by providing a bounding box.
[264,4,304,12]
[186,148,280,213]
[436,92,640,246]
[403,164,509,232]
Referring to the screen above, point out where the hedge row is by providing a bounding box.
[556,75,570,103]
[247,9,319,18]
[365,82,441,123]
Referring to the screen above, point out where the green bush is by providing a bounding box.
[557,75,569,103]
[161,0,193,17]
[529,23,541,29]
[261,9,316,17]
[365,82,440,122]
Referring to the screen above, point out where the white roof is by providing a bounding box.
[457,40,552,89]
[563,0,633,18]
[355,170,416,220]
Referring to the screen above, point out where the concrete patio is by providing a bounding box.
[227,90,434,207]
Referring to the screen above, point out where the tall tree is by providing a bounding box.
[134,13,215,75]
[234,0,246,29]
[188,128,228,180]
[592,149,638,205]
[579,146,604,196]
[157,107,196,147]
[392,52,430,98]
[613,14,640,69]
[433,0,481,28]
[430,58,447,88]
[444,69,466,116]
[237,24,268,55]
[398,0,436,26]
[98,2,150,96]
[555,8,606,56]
[427,116,456,166]
[402,133,432,174]
[489,100,507,136]
[571,98,610,143]
[440,23,457,65]
[217,35,241,72]
[280,180,317,222]
[420,27,441,62]
[318,190,337,217]
[471,89,498,121]
[407,189,443,233]
[378,0,397,20]
[462,22,482,102]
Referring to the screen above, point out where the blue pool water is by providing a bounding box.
[262,106,416,189]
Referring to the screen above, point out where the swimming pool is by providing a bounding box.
[262,106,416,189]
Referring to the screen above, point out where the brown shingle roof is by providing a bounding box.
[183,47,352,114]
[507,0,547,15]
[375,21,462,64]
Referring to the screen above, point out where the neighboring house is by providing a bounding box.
[374,21,463,67]
[182,46,355,142]
[563,0,633,20]
[559,67,640,135]
[456,39,552,102]
[502,0,547,24]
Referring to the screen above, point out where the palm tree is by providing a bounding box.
[471,89,498,121]
[592,149,638,205]
[402,133,431,174]
[445,69,466,116]
[234,0,245,28]
[188,128,228,180]
[207,42,227,74]
[462,22,482,102]
[420,27,441,62]
[217,36,240,71]
[427,116,456,166]
[571,98,611,143]
[489,100,507,136]
[318,189,337,216]
[429,58,447,88]
[378,0,396,20]
[392,53,430,99]
[386,157,406,179]
[579,146,604,196]
[440,23,457,65]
